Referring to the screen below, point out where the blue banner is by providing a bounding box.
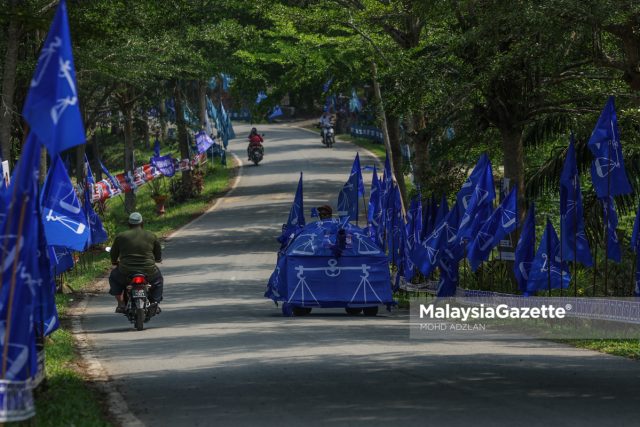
[151,154,176,178]
[22,0,85,156]
[265,222,393,307]
[349,125,384,143]
[41,155,89,251]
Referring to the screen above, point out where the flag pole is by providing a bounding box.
[463,241,468,289]
[560,217,564,297]
[592,243,598,297]
[573,194,578,297]
[547,218,552,297]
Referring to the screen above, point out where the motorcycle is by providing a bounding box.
[123,273,160,331]
[249,145,264,165]
[321,125,335,148]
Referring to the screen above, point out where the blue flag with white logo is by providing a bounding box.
[601,196,621,262]
[467,188,517,271]
[22,0,85,157]
[457,155,495,241]
[278,173,305,245]
[385,184,404,264]
[437,256,459,297]
[560,136,593,266]
[48,245,74,274]
[632,204,640,296]
[323,77,333,93]
[456,153,489,209]
[151,154,176,178]
[41,155,89,251]
[514,204,536,294]
[338,171,359,224]
[84,154,94,186]
[0,133,40,402]
[587,97,632,198]
[350,153,365,197]
[35,215,59,337]
[527,218,571,293]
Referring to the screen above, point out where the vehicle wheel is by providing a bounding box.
[292,306,312,316]
[282,303,294,317]
[135,308,145,330]
[363,306,379,316]
[345,307,362,315]
[253,159,259,165]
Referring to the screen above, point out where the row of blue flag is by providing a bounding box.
[277,96,639,298]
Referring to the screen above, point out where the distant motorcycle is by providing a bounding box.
[249,145,264,165]
[320,125,335,148]
[123,273,160,331]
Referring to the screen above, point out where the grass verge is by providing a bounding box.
[30,160,236,426]
[563,339,640,360]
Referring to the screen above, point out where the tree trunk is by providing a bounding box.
[198,81,207,130]
[499,126,526,220]
[0,1,22,165]
[386,113,407,203]
[174,82,192,191]
[158,99,168,141]
[371,62,404,214]
[142,115,150,149]
[92,132,102,181]
[408,112,430,196]
[116,92,137,212]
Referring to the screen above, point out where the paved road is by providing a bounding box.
[83,124,640,427]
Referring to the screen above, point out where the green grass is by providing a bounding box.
[34,329,111,427]
[339,135,387,160]
[564,339,640,360]
[28,161,236,426]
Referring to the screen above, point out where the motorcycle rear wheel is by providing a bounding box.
[134,308,145,331]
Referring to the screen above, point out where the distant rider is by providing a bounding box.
[319,111,335,141]
[317,205,333,220]
[247,127,264,160]
[109,212,163,313]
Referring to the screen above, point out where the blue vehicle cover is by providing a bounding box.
[265,220,394,307]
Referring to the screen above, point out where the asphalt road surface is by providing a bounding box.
[83,123,640,427]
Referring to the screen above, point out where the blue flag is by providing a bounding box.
[349,89,362,113]
[350,153,365,197]
[467,188,517,271]
[195,130,215,154]
[514,204,536,294]
[527,218,571,293]
[456,153,489,208]
[35,214,59,337]
[385,184,404,264]
[457,155,495,241]
[323,77,333,93]
[84,154,94,186]
[424,195,448,240]
[22,0,85,156]
[406,195,423,255]
[84,188,108,247]
[413,202,462,277]
[632,204,640,296]
[48,245,74,274]
[99,158,122,194]
[587,97,632,198]
[41,155,89,251]
[437,256,459,297]
[337,171,359,224]
[560,136,593,266]
[268,105,283,121]
[286,172,305,229]
[367,166,382,245]
[255,91,267,105]
[153,137,161,157]
[601,196,621,262]
[0,133,40,404]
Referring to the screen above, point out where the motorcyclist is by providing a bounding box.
[317,205,333,220]
[319,110,335,142]
[109,212,163,314]
[247,127,264,160]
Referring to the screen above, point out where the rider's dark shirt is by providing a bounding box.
[111,227,161,276]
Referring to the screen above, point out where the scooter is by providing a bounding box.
[249,145,264,165]
[320,125,335,148]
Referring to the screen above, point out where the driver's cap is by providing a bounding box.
[128,212,143,225]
